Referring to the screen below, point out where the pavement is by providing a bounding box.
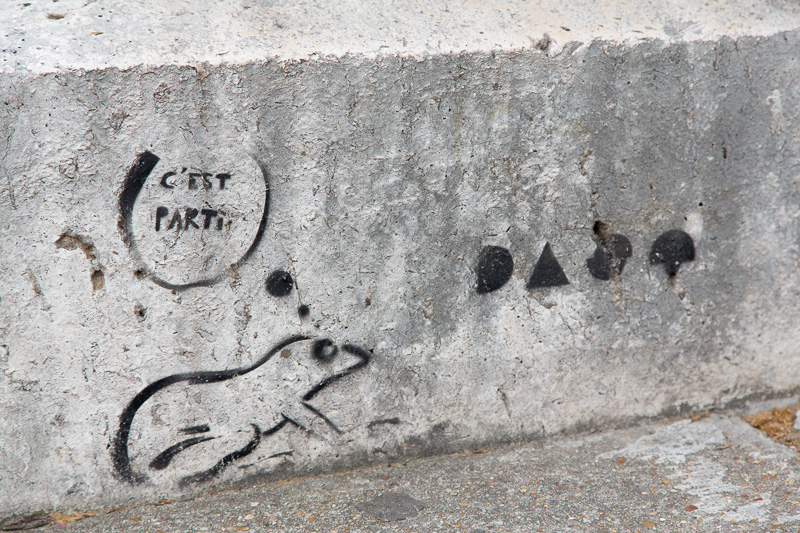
[6,397,800,533]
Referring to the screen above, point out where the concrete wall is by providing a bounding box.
[2,0,800,517]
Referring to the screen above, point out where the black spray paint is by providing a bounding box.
[118,152,160,249]
[649,230,695,275]
[476,246,513,293]
[117,151,270,291]
[527,242,569,289]
[587,228,633,281]
[265,270,294,297]
[311,339,338,363]
[367,417,403,429]
[110,336,371,486]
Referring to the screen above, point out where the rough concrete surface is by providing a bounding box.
[6,400,800,532]
[2,0,800,518]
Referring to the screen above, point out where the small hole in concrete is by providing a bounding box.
[667,272,678,290]
[91,269,104,291]
[55,231,105,291]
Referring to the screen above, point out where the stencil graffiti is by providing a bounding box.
[265,269,295,298]
[118,151,269,291]
[113,148,698,492]
[154,206,225,232]
[527,242,570,289]
[587,227,633,281]
[111,336,371,486]
[262,269,311,317]
[475,246,514,293]
[113,151,378,488]
[650,229,695,275]
[475,229,695,293]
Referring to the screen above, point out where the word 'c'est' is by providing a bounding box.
[161,170,231,190]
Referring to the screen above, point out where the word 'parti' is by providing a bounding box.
[155,207,225,231]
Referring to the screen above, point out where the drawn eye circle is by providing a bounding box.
[312,339,338,363]
[265,270,293,297]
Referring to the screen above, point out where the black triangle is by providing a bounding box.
[527,242,569,289]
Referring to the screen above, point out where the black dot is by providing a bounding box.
[312,339,338,363]
[298,305,310,318]
[266,270,293,297]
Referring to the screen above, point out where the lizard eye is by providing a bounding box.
[311,339,338,363]
[265,270,293,297]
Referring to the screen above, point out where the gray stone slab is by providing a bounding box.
[2,0,800,518]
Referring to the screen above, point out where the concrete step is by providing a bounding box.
[2,0,800,518]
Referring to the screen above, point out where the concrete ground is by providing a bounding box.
[5,398,800,532]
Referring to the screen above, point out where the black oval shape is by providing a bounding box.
[312,339,338,363]
[649,230,695,275]
[476,246,513,294]
[266,270,294,297]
